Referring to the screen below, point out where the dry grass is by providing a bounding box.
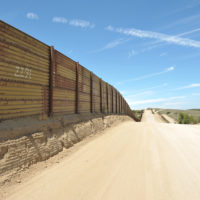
[154,108,200,124]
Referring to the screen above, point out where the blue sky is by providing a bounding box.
[1,0,200,109]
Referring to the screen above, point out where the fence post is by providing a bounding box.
[49,46,55,117]
[116,90,117,114]
[122,98,124,114]
[120,96,121,114]
[119,95,121,114]
[117,93,119,114]
[90,72,93,113]
[75,62,79,114]
[100,79,103,113]
[106,83,109,114]
[111,87,113,113]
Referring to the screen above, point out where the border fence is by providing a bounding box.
[0,20,134,121]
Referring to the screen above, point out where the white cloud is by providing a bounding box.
[120,66,174,84]
[106,25,114,31]
[142,28,200,52]
[167,66,174,71]
[128,49,137,57]
[176,83,200,90]
[116,83,168,94]
[125,91,154,98]
[160,52,167,57]
[26,12,39,20]
[192,93,200,96]
[176,27,200,37]
[162,14,200,30]
[106,25,200,48]
[129,96,185,106]
[168,1,200,15]
[104,38,126,49]
[52,17,67,23]
[162,101,185,106]
[69,19,95,28]
[131,98,165,105]
[91,38,130,53]
[105,38,130,50]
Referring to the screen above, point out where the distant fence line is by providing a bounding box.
[0,20,134,121]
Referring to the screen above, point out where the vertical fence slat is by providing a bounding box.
[106,83,109,114]
[49,46,55,117]
[90,72,93,113]
[100,79,102,113]
[111,87,113,113]
[115,91,117,114]
[75,62,79,114]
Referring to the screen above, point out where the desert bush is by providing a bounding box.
[178,113,197,124]
[132,110,143,121]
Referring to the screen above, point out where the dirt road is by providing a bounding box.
[5,110,200,200]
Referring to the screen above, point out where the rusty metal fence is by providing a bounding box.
[0,20,134,121]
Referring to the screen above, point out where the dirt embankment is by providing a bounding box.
[0,115,132,178]
[1,111,200,200]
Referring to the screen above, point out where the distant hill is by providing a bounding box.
[153,108,200,124]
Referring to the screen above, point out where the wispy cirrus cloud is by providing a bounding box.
[128,49,137,57]
[103,38,128,49]
[52,17,94,29]
[192,93,200,96]
[118,66,174,85]
[129,96,185,106]
[26,12,39,20]
[125,91,154,98]
[119,83,168,96]
[52,17,67,23]
[168,0,200,15]
[69,19,95,28]
[161,14,200,30]
[106,25,200,48]
[91,38,130,53]
[175,83,200,90]
[132,28,200,56]
[160,52,167,57]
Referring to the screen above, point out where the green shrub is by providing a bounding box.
[178,113,197,124]
[132,110,143,121]
[167,111,170,114]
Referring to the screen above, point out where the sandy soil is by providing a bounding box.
[141,109,165,123]
[2,110,200,200]
[162,114,177,123]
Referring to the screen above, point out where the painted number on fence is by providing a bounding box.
[14,67,32,79]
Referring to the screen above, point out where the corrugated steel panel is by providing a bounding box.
[107,84,112,113]
[53,51,76,114]
[78,66,91,113]
[53,88,75,114]
[79,101,90,113]
[0,21,49,120]
[0,20,132,120]
[101,81,107,113]
[79,92,90,102]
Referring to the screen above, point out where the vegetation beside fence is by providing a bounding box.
[178,113,198,124]
[154,108,200,124]
[132,110,144,121]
